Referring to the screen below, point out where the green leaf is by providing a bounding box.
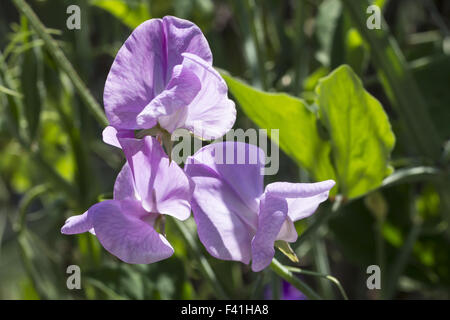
[222,73,336,186]
[316,65,395,199]
[91,0,151,29]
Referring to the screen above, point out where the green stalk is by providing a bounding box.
[172,219,229,299]
[297,196,343,247]
[285,266,349,300]
[11,0,108,127]
[292,0,310,95]
[383,218,422,299]
[311,236,334,299]
[270,258,322,300]
[375,218,385,298]
[16,184,48,233]
[341,0,442,160]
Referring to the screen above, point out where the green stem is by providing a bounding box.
[311,236,334,299]
[16,184,48,233]
[11,0,108,127]
[285,266,349,300]
[383,219,422,299]
[172,219,229,299]
[297,195,343,247]
[375,218,385,298]
[342,0,442,160]
[270,258,322,300]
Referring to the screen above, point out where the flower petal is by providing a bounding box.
[102,126,134,148]
[136,63,201,129]
[276,217,298,243]
[185,160,255,264]
[104,19,166,130]
[251,193,288,272]
[114,162,138,201]
[119,136,192,220]
[163,16,213,73]
[104,16,212,131]
[61,211,92,235]
[187,141,265,214]
[90,200,174,264]
[180,53,236,140]
[264,180,335,221]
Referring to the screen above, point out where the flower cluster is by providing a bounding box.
[61,16,335,271]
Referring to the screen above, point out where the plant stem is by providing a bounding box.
[16,184,48,233]
[285,266,349,300]
[311,236,334,299]
[383,218,422,299]
[270,258,322,300]
[172,219,229,299]
[11,0,108,127]
[297,195,343,247]
[341,0,442,160]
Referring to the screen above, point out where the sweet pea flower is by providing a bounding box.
[61,136,193,264]
[184,142,335,272]
[102,16,236,147]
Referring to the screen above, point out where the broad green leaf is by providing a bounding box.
[316,65,395,199]
[222,73,336,186]
[91,0,151,29]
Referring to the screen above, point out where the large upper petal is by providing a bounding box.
[119,136,192,220]
[185,163,254,264]
[162,16,212,74]
[104,19,166,129]
[135,63,201,128]
[251,193,288,272]
[104,16,212,131]
[186,141,265,214]
[178,53,236,140]
[184,142,267,264]
[264,180,335,221]
[88,200,174,264]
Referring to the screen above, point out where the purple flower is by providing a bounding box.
[102,16,236,145]
[61,136,193,264]
[264,280,307,300]
[184,142,335,272]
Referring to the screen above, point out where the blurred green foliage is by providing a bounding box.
[0,0,449,300]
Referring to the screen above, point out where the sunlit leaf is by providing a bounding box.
[316,65,395,199]
[222,73,336,186]
[91,0,151,29]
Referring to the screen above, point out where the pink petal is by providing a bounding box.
[113,162,138,201]
[251,193,288,272]
[187,141,265,214]
[104,19,166,130]
[102,126,134,148]
[264,180,335,221]
[90,200,174,264]
[136,63,201,129]
[180,53,236,140]
[119,136,192,220]
[61,211,92,235]
[185,161,254,264]
[163,16,213,73]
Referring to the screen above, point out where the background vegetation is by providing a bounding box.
[0,0,449,299]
